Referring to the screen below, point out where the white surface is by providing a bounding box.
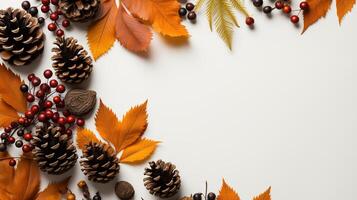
[1,0,357,199]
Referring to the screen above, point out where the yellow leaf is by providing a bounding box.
[302,0,332,33]
[336,0,356,24]
[125,0,188,37]
[95,100,121,148]
[120,138,159,164]
[0,63,27,113]
[36,177,71,200]
[217,179,240,200]
[76,128,100,151]
[87,0,117,60]
[0,98,19,128]
[253,187,271,200]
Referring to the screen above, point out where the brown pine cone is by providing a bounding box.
[59,0,100,22]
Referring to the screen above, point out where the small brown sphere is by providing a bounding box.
[115,181,135,200]
[187,11,197,20]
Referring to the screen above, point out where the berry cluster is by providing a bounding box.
[179,2,197,21]
[193,192,216,200]
[21,0,71,37]
[252,0,309,24]
[0,69,85,167]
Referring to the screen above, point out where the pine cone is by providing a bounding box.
[52,37,93,84]
[144,160,181,198]
[80,142,120,183]
[59,0,100,22]
[31,125,78,175]
[0,8,44,66]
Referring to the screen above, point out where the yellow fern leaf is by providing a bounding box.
[214,0,234,49]
[195,0,207,11]
[206,0,216,30]
[230,0,250,17]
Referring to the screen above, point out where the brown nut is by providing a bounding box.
[64,89,96,116]
[115,181,135,200]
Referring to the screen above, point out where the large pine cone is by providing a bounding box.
[31,125,78,175]
[52,37,93,84]
[0,8,44,66]
[144,160,181,198]
[59,0,100,22]
[80,142,120,183]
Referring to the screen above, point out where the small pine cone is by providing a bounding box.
[144,160,181,198]
[52,37,93,84]
[0,8,44,66]
[80,142,120,183]
[59,0,100,22]
[31,125,78,175]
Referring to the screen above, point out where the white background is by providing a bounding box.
[1,0,357,199]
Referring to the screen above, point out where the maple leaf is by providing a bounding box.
[303,0,356,32]
[253,187,271,200]
[115,2,153,52]
[76,128,100,150]
[87,0,117,60]
[0,99,19,128]
[217,179,240,200]
[124,0,188,37]
[0,63,27,113]
[120,138,160,164]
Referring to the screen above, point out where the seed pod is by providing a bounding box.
[64,89,97,116]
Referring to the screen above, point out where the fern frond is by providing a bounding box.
[214,0,234,49]
[221,0,239,27]
[230,0,250,17]
[195,0,207,11]
[205,0,216,31]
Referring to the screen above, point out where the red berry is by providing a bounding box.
[76,118,85,126]
[275,1,284,9]
[56,84,66,93]
[52,112,60,122]
[23,133,32,141]
[245,17,255,26]
[42,0,50,5]
[49,79,58,87]
[18,117,26,125]
[66,129,72,136]
[56,29,64,37]
[26,94,35,102]
[283,5,292,13]
[38,113,47,122]
[50,13,59,21]
[28,73,35,81]
[51,0,59,5]
[10,122,18,128]
[48,23,57,31]
[290,15,299,24]
[62,110,71,117]
[22,144,32,152]
[56,10,63,15]
[1,132,8,139]
[9,159,16,167]
[8,136,15,144]
[4,126,12,133]
[45,109,54,119]
[32,77,41,86]
[66,115,76,124]
[53,96,61,104]
[44,100,53,108]
[40,83,50,92]
[25,110,34,119]
[300,1,309,10]
[31,105,40,113]
[41,5,50,13]
[58,117,67,125]
[43,69,53,79]
[56,101,65,108]
[62,19,70,27]
[36,90,45,98]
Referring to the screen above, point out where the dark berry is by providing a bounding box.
[207,192,216,200]
[0,132,8,139]
[51,0,59,5]
[38,113,47,122]
[43,69,53,78]
[25,110,34,119]
[4,126,11,133]
[50,13,59,21]
[32,77,41,86]
[290,15,299,24]
[22,144,32,153]
[53,96,61,104]
[44,100,53,108]
[58,117,66,125]
[179,7,187,17]
[28,73,35,81]
[18,117,26,125]
[93,193,101,200]
[41,5,50,13]
[56,84,66,93]
[9,159,16,167]
[252,0,263,7]
[17,129,24,137]
[186,3,195,11]
[0,143,6,152]
[48,23,57,31]
[38,17,45,24]
[20,84,29,93]
[21,1,31,10]
[62,19,70,27]
[300,1,309,10]
[187,11,197,20]
[66,115,76,124]
[36,90,45,98]
[56,101,65,108]
[49,79,58,87]
[8,137,15,144]
[76,118,85,126]
[56,29,64,37]
[66,129,73,136]
[52,112,60,122]
[62,110,71,117]
[275,1,284,9]
[45,109,54,119]
[245,17,255,26]
[29,7,38,16]
[193,193,202,200]
[15,140,23,148]
[42,0,50,5]
[31,105,40,113]
[40,83,50,92]
[283,5,291,13]
[26,94,35,102]
[10,122,18,128]
[263,6,273,14]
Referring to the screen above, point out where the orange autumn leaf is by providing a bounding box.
[0,99,19,128]
[93,0,113,21]
[0,152,14,193]
[303,0,332,33]
[0,63,27,113]
[217,179,240,200]
[76,128,100,151]
[87,0,117,60]
[253,187,271,200]
[120,138,159,164]
[336,0,356,23]
[124,0,188,37]
[36,177,70,200]
[115,3,152,52]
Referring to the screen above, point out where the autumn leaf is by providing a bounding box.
[0,63,27,113]
[124,0,188,37]
[253,187,271,200]
[217,179,240,200]
[93,0,112,21]
[115,3,153,52]
[120,138,159,164]
[87,0,117,60]
[336,0,356,23]
[76,128,101,151]
[36,177,71,200]
[0,99,19,128]
[0,152,14,194]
